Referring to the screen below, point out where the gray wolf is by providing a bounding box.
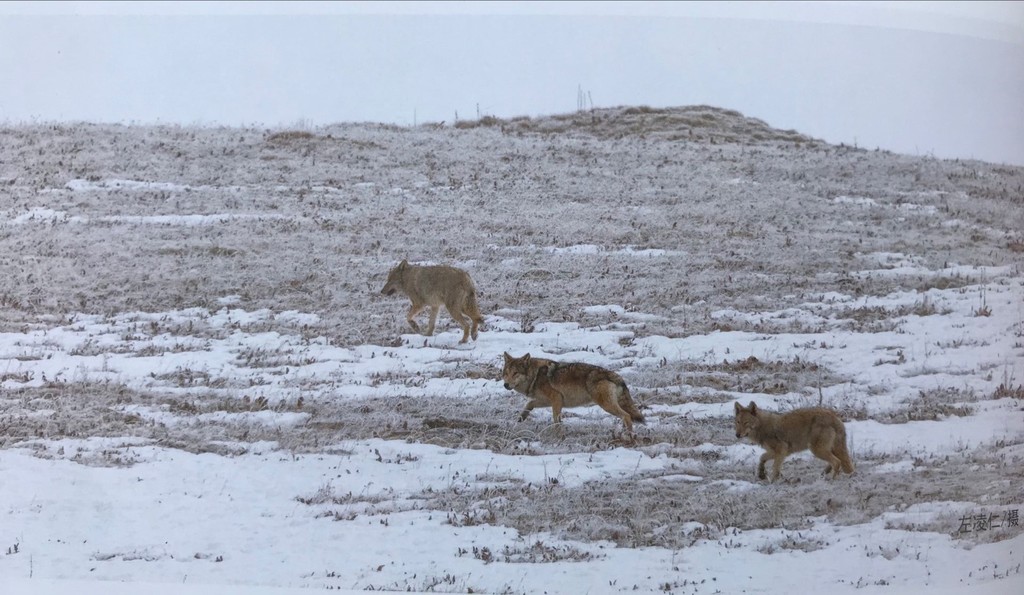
[501,352,645,432]
[380,260,484,344]
[734,401,855,481]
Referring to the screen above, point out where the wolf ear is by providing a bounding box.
[503,352,512,363]
[749,401,758,414]
[523,353,531,363]
[398,259,409,269]
[734,401,742,413]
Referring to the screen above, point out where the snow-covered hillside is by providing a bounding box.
[1,107,1022,593]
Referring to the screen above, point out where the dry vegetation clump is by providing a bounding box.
[0,383,151,447]
[0,382,315,453]
[453,115,504,129]
[875,387,978,423]
[636,387,735,406]
[265,130,317,143]
[491,105,819,146]
[993,382,1024,399]
[629,355,846,399]
[427,448,1024,550]
[840,296,949,324]
[270,372,1021,550]
[697,356,840,394]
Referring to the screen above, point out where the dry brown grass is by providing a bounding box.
[265,130,316,143]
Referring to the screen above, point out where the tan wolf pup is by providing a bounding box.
[734,401,855,482]
[501,352,645,432]
[380,260,485,343]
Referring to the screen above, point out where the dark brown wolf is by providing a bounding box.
[501,352,645,432]
[734,401,855,481]
[380,260,484,343]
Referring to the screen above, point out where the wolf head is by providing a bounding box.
[380,259,408,296]
[734,401,759,439]
[502,352,532,392]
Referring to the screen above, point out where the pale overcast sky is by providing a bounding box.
[2,1,1023,165]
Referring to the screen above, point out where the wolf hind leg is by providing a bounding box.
[811,437,843,479]
[550,394,563,425]
[446,303,472,343]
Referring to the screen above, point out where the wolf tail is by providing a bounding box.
[833,424,855,474]
[618,382,645,424]
[465,289,484,324]
[464,288,484,340]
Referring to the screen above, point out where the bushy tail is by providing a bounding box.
[465,290,484,324]
[834,426,855,474]
[618,383,645,424]
[463,289,484,340]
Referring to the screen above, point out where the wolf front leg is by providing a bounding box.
[406,303,425,333]
[769,454,786,482]
[424,305,440,336]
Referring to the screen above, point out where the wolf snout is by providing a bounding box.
[503,382,512,390]
[381,288,395,296]
[735,432,741,438]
